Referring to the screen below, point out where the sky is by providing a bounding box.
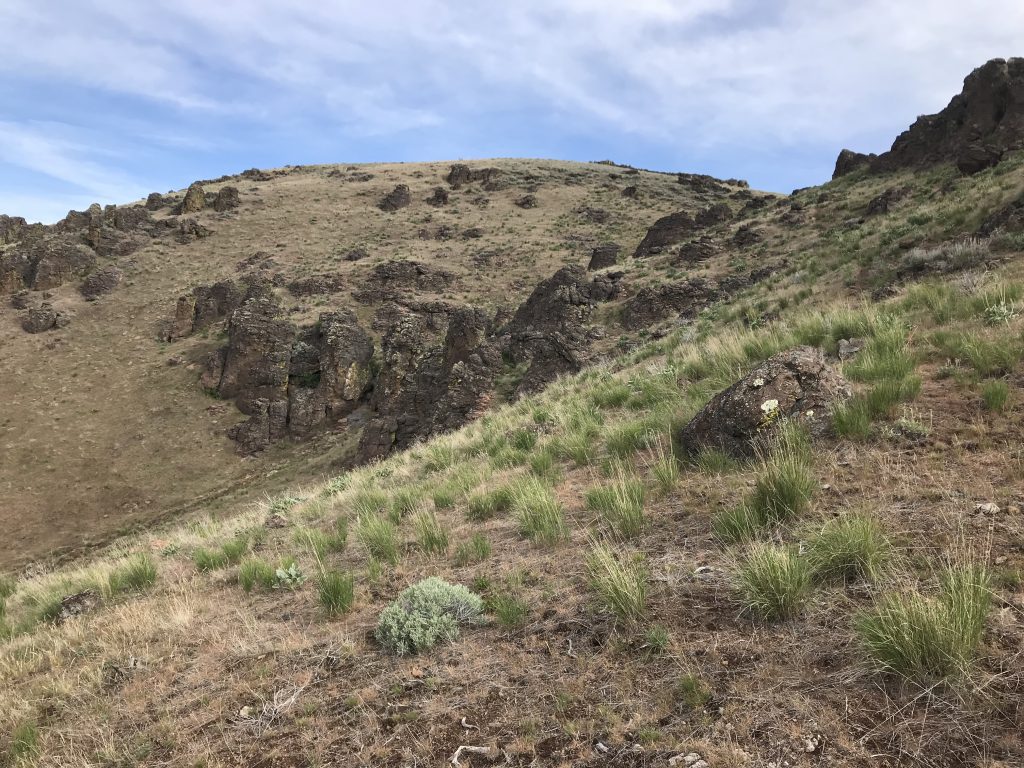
[2,1,1023,223]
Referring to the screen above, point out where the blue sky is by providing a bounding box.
[2,1,1023,222]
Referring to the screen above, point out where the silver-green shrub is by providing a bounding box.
[375,577,484,655]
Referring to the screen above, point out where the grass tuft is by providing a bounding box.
[317,569,356,616]
[488,592,529,628]
[584,470,646,539]
[356,515,400,565]
[980,379,1010,412]
[238,558,276,592]
[806,515,892,583]
[108,554,158,595]
[737,543,814,620]
[453,534,491,566]
[586,541,648,623]
[415,510,450,555]
[510,476,568,545]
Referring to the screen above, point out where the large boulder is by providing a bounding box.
[178,182,207,214]
[587,243,621,271]
[675,346,849,459]
[79,266,122,300]
[21,303,71,333]
[212,186,240,212]
[633,211,695,258]
[445,164,501,190]
[378,184,412,212]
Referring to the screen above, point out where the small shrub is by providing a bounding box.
[357,516,400,565]
[108,554,157,595]
[586,542,648,623]
[274,562,306,590]
[737,544,814,620]
[415,510,450,555]
[238,558,276,592]
[454,533,491,566]
[806,515,892,582]
[511,477,568,545]
[489,593,529,628]
[584,472,646,539]
[317,570,355,616]
[466,486,513,521]
[375,577,484,655]
[855,564,992,681]
[980,379,1010,412]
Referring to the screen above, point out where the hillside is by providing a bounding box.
[2,59,1024,767]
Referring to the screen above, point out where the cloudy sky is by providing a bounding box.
[2,1,1023,222]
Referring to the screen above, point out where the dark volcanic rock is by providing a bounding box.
[344,247,368,262]
[27,238,97,290]
[634,211,696,258]
[588,243,621,271]
[10,290,31,310]
[977,191,1024,236]
[79,266,123,300]
[145,192,166,211]
[676,236,720,265]
[379,184,412,212]
[695,202,733,227]
[515,194,538,209]
[287,274,345,296]
[445,164,502,190]
[0,214,27,244]
[21,303,70,333]
[353,260,458,304]
[178,182,207,214]
[832,149,876,179]
[732,224,763,247]
[674,346,850,459]
[212,186,241,212]
[866,186,910,216]
[175,217,212,244]
[870,58,1024,175]
[426,187,449,207]
[578,206,610,224]
[620,278,722,331]
[621,185,639,199]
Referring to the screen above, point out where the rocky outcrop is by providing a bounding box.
[178,182,207,214]
[977,191,1024,236]
[832,149,875,179]
[0,215,27,244]
[357,305,499,461]
[379,184,412,212]
[842,58,1024,177]
[21,303,71,333]
[866,186,910,216]
[695,202,733,227]
[445,164,502,190]
[287,274,345,296]
[426,187,449,207]
[166,279,250,340]
[674,346,850,459]
[515,194,538,209]
[175,217,212,244]
[79,266,123,300]
[353,260,458,303]
[212,186,241,212]
[145,193,166,211]
[676,236,720,265]
[634,211,696,258]
[588,243,621,271]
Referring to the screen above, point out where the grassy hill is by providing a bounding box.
[1,147,1023,765]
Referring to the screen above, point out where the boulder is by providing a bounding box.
[732,224,762,247]
[956,143,1004,175]
[79,266,123,300]
[145,192,166,211]
[674,346,850,459]
[675,236,720,265]
[694,202,733,227]
[977,191,1024,236]
[0,214,27,244]
[426,187,449,206]
[587,243,621,271]
[287,274,345,296]
[621,185,639,199]
[212,186,241,212]
[866,186,910,216]
[515,194,538,209]
[178,182,207,214]
[175,217,212,244]
[21,303,70,333]
[378,184,412,212]
[634,211,696,258]
[445,164,501,190]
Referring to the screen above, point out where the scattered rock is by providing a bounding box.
[515,194,538,209]
[634,211,696,258]
[461,227,484,239]
[674,346,850,459]
[212,186,241,212]
[695,202,733,227]
[176,217,212,244]
[426,187,449,207]
[287,274,344,296]
[676,236,720,265]
[866,186,910,216]
[577,206,610,224]
[144,192,166,211]
[621,185,639,198]
[343,247,368,262]
[10,290,31,310]
[353,260,458,304]
[732,224,762,247]
[379,184,412,212]
[445,164,501,190]
[56,590,100,624]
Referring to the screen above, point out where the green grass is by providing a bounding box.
[591,379,632,409]
[586,542,648,623]
[737,543,814,620]
[864,375,921,416]
[238,558,277,592]
[488,593,529,628]
[690,447,743,474]
[856,564,992,681]
[605,418,658,458]
[415,510,450,555]
[453,534,491,566]
[584,471,646,539]
[351,488,390,517]
[930,330,1023,377]
[806,515,892,582]
[432,486,457,510]
[509,427,539,451]
[712,504,766,543]
[844,317,915,382]
[7,720,39,764]
[466,486,513,521]
[832,398,872,439]
[356,515,401,565]
[980,379,1010,412]
[510,476,568,545]
[0,575,15,601]
[389,488,423,520]
[295,522,348,557]
[317,569,356,616]
[107,554,158,595]
[747,422,815,524]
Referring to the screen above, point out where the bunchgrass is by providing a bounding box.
[453,534,491,566]
[351,488,390,517]
[980,379,1010,412]
[389,488,423,521]
[432,486,457,511]
[317,569,356,616]
[295,522,348,557]
[357,515,400,565]
[489,593,529,628]
[691,447,743,474]
[584,471,646,539]
[649,442,679,495]
[747,422,815,524]
[528,446,560,481]
[586,542,648,623]
[806,515,892,583]
[107,554,157,595]
[415,510,450,555]
[712,504,766,543]
[855,563,992,681]
[238,558,276,592]
[510,476,568,545]
[605,418,657,458]
[466,486,513,521]
[832,398,872,439]
[736,543,814,620]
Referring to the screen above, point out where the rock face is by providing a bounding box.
[178,182,207,214]
[843,58,1024,177]
[832,149,876,179]
[379,184,412,212]
[675,346,850,459]
[865,186,909,216]
[353,260,457,304]
[212,186,241,212]
[588,243,621,271]
[145,193,166,211]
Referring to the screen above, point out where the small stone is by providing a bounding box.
[976,502,1001,515]
[995,556,1008,565]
